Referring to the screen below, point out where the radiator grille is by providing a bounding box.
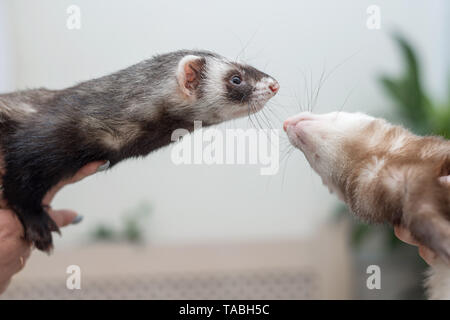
[2,269,318,300]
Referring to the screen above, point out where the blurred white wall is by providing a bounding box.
[0,0,448,247]
[0,0,14,91]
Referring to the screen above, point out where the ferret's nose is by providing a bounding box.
[283,112,314,132]
[283,120,293,132]
[283,116,298,132]
[268,81,279,94]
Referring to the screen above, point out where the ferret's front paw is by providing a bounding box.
[24,213,59,252]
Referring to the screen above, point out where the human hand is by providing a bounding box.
[0,160,109,294]
[394,225,438,266]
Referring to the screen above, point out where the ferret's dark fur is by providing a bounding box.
[0,50,279,251]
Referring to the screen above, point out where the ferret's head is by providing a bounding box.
[284,111,450,261]
[283,111,375,193]
[172,50,279,124]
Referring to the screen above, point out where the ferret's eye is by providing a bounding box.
[230,75,242,85]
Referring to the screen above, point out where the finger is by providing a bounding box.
[16,245,32,272]
[21,245,32,261]
[70,161,109,184]
[394,226,419,246]
[418,246,437,266]
[48,209,79,228]
[42,161,108,206]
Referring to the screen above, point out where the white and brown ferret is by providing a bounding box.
[284,111,450,299]
[0,50,279,252]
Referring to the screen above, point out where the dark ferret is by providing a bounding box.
[0,50,279,251]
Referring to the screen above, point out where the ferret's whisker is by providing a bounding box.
[335,83,358,120]
[234,30,258,62]
[300,69,311,112]
[311,64,327,113]
[260,107,274,128]
[281,146,295,189]
[265,105,284,124]
[246,103,257,129]
[295,52,360,114]
[250,103,264,130]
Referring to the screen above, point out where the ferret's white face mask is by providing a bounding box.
[284,112,374,183]
[175,55,279,124]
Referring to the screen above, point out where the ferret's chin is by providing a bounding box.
[249,101,266,114]
[229,108,251,119]
[287,135,302,151]
[286,126,311,153]
[230,102,265,119]
[286,131,303,151]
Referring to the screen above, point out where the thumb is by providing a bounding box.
[48,209,82,228]
[42,160,109,206]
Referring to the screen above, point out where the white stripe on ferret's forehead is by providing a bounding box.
[208,57,229,77]
[204,58,229,94]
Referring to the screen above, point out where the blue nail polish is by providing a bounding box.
[97,160,110,172]
[71,215,84,225]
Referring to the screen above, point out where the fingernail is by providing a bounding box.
[97,160,110,172]
[71,215,84,225]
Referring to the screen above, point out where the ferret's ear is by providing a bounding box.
[176,55,206,97]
